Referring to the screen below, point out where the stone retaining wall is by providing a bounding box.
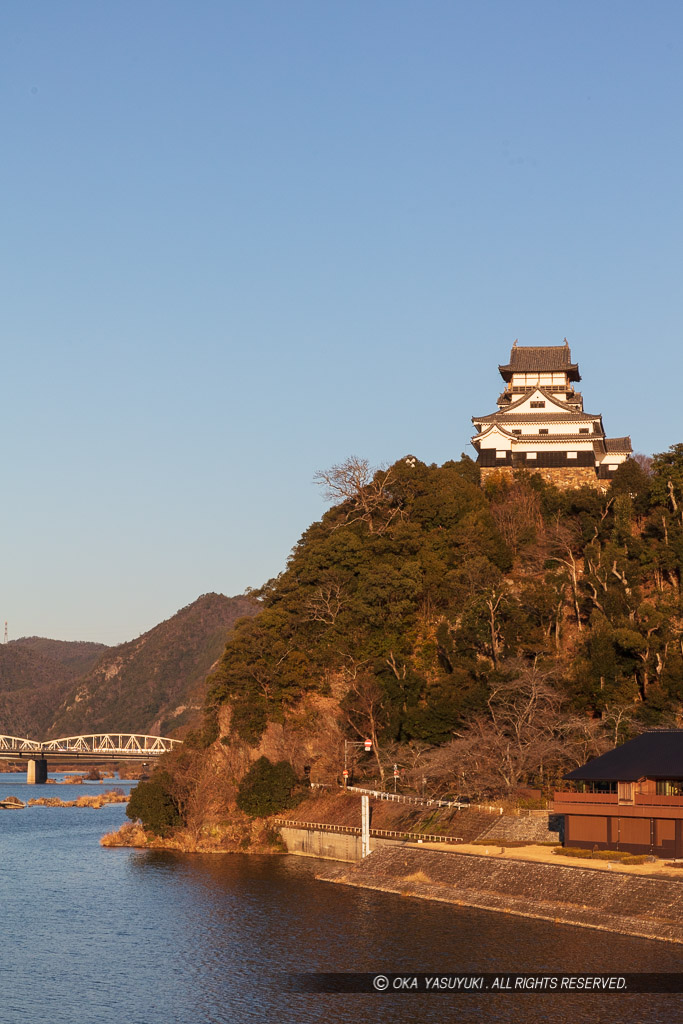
[315,846,683,944]
[480,466,605,491]
[279,826,362,862]
[479,811,563,844]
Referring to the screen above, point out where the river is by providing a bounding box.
[0,773,681,1023]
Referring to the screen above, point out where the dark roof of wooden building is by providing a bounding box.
[474,411,600,425]
[498,341,581,383]
[565,731,683,782]
[604,437,633,453]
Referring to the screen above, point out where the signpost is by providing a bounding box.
[343,739,373,785]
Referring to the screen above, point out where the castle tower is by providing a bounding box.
[471,340,632,489]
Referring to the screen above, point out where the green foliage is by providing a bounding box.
[206,446,683,784]
[235,757,300,817]
[126,771,183,836]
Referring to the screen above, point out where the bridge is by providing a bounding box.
[0,733,181,783]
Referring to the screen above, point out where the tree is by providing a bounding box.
[421,667,568,798]
[314,456,400,534]
[236,757,300,817]
[126,771,183,836]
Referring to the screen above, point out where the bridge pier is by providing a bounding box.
[27,758,48,784]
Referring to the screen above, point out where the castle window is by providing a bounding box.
[530,401,545,408]
[579,428,589,434]
[567,451,578,459]
[526,452,537,460]
[512,429,521,435]
[539,428,549,435]
[495,450,506,459]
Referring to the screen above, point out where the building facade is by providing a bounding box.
[471,341,632,489]
[554,731,683,858]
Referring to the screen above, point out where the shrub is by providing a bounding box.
[126,771,183,837]
[554,847,650,866]
[236,757,300,818]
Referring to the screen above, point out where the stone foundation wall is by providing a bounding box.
[480,466,606,491]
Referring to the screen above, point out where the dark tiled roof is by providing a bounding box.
[474,412,599,424]
[565,731,683,782]
[605,437,633,453]
[499,342,581,382]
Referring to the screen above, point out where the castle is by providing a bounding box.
[471,341,632,490]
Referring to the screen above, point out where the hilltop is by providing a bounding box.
[0,638,107,737]
[111,445,683,841]
[48,593,257,737]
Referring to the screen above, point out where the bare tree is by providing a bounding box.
[632,453,653,476]
[490,482,543,554]
[547,520,584,629]
[304,581,344,624]
[314,456,401,534]
[421,667,568,799]
[342,672,387,783]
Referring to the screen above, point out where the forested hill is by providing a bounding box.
[0,639,108,738]
[48,593,257,738]
[204,447,683,799]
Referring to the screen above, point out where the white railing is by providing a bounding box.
[346,785,469,809]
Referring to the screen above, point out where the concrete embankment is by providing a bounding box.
[315,845,683,944]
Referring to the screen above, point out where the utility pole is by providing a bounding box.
[3,622,7,644]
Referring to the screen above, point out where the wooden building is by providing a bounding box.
[471,340,632,490]
[554,731,683,858]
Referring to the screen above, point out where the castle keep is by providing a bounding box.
[471,341,631,489]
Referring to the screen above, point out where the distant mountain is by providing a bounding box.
[0,639,108,738]
[47,593,257,738]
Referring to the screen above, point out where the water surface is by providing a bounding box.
[0,773,680,1023]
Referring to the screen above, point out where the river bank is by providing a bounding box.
[100,819,285,854]
[29,789,128,808]
[315,844,683,945]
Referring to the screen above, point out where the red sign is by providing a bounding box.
[342,769,349,778]
[364,739,372,752]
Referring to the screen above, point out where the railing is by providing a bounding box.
[553,792,618,804]
[555,791,683,808]
[346,786,468,809]
[274,819,464,844]
[635,794,683,807]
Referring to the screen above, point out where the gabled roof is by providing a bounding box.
[470,423,516,447]
[497,389,584,408]
[499,341,581,383]
[605,437,633,453]
[474,388,601,425]
[565,731,683,782]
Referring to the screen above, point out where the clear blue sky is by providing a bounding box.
[1,1,681,642]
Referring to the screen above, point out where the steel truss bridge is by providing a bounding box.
[0,733,181,763]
